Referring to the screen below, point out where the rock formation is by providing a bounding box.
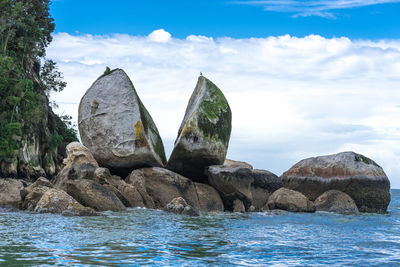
[266,188,315,212]
[78,69,166,176]
[281,151,391,212]
[167,76,232,182]
[314,190,359,214]
[166,197,200,216]
[206,165,283,211]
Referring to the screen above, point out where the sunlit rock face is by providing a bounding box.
[78,69,166,175]
[167,76,232,182]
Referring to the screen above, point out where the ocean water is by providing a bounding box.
[0,190,399,266]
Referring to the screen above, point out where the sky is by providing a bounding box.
[48,0,400,187]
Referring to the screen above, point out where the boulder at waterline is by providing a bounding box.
[281,151,391,212]
[167,75,232,182]
[65,179,126,212]
[194,182,224,212]
[20,177,54,211]
[266,188,315,212]
[0,179,26,208]
[251,169,283,211]
[206,165,283,211]
[314,190,359,214]
[78,69,166,175]
[166,197,200,216]
[207,165,253,211]
[125,167,200,210]
[34,188,99,216]
[232,199,245,213]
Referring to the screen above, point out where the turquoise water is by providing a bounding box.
[1,190,400,266]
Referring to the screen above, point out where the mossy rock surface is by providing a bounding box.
[167,76,232,182]
[78,69,166,176]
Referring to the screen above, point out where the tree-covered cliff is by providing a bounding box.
[0,0,78,179]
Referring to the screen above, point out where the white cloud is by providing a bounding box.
[148,29,172,43]
[234,0,400,17]
[47,30,400,187]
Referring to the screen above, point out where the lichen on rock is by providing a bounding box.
[78,69,166,176]
[167,76,232,182]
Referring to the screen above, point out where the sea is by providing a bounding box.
[1,189,399,266]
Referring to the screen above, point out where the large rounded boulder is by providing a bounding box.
[167,75,232,182]
[78,68,166,175]
[314,190,359,214]
[266,188,315,212]
[281,151,391,212]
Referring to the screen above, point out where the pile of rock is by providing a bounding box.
[0,68,391,216]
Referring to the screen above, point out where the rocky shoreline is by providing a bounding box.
[0,68,391,216]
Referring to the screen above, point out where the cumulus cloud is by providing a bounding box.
[234,0,400,17]
[47,29,400,187]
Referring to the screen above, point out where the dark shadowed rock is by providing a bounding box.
[267,188,315,212]
[34,188,99,216]
[207,165,253,211]
[78,69,166,176]
[166,197,200,216]
[251,169,283,211]
[126,167,200,210]
[315,190,359,214]
[194,182,224,212]
[66,179,125,212]
[232,199,245,213]
[167,76,232,182]
[281,151,391,212]
[207,165,283,211]
[0,179,25,208]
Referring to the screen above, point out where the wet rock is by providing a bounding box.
[0,178,25,208]
[281,151,391,212]
[34,188,99,216]
[65,179,125,212]
[314,190,359,214]
[126,167,200,210]
[266,188,315,212]
[167,76,232,182]
[166,197,200,216]
[232,199,245,213]
[194,182,224,212]
[78,68,166,176]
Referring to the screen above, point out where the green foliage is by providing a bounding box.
[0,0,77,165]
[104,66,111,75]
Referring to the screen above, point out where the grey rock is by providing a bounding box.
[206,165,282,211]
[194,182,224,212]
[224,159,253,169]
[315,190,359,214]
[78,69,166,176]
[20,177,54,211]
[267,188,315,212]
[232,199,245,213]
[281,151,391,212]
[126,167,200,210]
[167,76,232,182]
[166,197,200,216]
[34,188,99,216]
[66,179,125,212]
[0,178,25,208]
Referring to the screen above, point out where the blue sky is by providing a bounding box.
[48,1,400,187]
[51,0,400,39]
